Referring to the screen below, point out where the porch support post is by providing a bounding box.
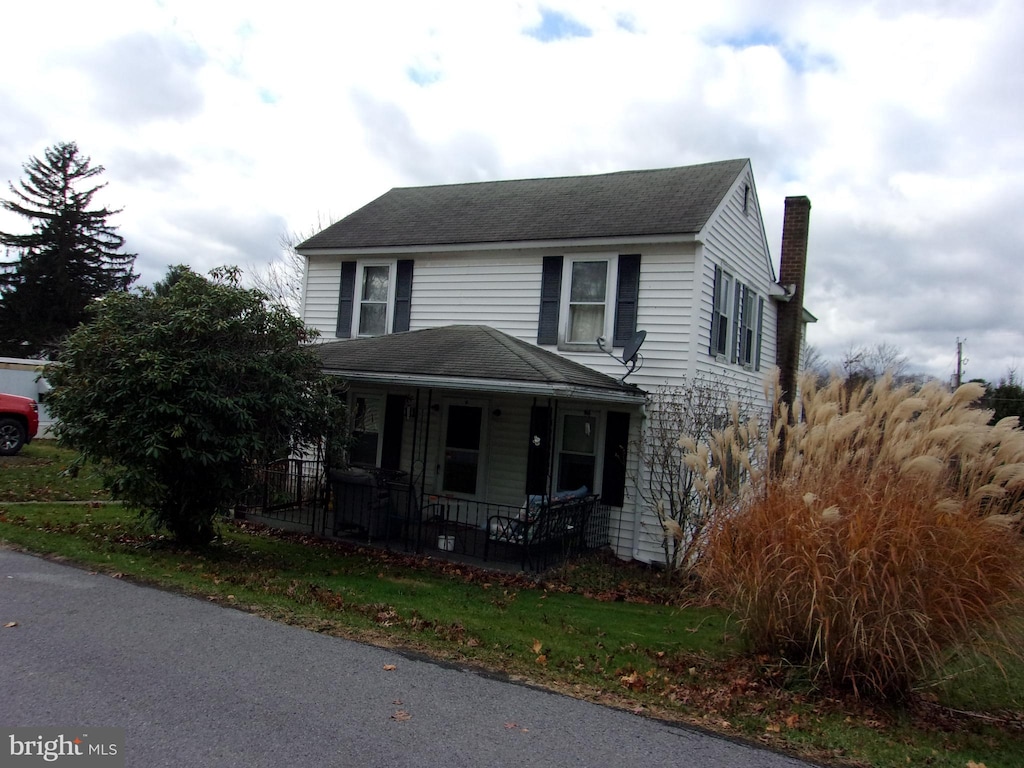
[408,389,422,553]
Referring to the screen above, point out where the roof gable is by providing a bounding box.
[300,159,749,250]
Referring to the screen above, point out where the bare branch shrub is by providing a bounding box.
[632,378,765,577]
[248,213,336,314]
[690,372,1024,699]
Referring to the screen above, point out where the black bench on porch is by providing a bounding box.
[484,490,599,571]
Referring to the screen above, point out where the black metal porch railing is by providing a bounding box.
[239,460,613,571]
[236,458,326,533]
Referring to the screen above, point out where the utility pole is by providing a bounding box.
[954,338,964,389]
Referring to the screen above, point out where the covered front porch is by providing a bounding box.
[305,325,646,570]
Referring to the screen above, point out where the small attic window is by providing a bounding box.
[742,184,751,214]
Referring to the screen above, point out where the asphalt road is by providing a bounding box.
[0,548,816,767]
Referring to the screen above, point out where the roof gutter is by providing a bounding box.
[322,369,647,405]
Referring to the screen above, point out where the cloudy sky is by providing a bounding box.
[1,0,1021,384]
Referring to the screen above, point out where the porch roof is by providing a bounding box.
[315,325,646,405]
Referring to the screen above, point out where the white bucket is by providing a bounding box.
[438,535,455,551]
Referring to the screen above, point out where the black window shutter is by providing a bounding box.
[525,405,552,496]
[336,261,356,338]
[737,284,750,364]
[731,281,742,364]
[754,296,765,371]
[600,411,630,507]
[710,264,722,356]
[392,259,414,333]
[613,254,641,346]
[537,256,563,345]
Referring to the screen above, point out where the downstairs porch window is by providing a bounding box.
[557,412,597,492]
[350,396,381,467]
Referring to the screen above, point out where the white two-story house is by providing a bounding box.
[297,159,812,565]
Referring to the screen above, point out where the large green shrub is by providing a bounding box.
[688,374,1024,699]
[46,266,340,545]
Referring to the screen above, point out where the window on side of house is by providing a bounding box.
[556,411,599,493]
[711,265,763,369]
[713,268,734,358]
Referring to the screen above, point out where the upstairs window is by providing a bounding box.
[710,264,764,369]
[737,284,755,367]
[711,267,734,358]
[538,255,640,349]
[358,265,390,336]
[336,260,414,338]
[567,260,608,344]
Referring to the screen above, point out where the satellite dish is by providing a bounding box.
[622,330,646,366]
[597,330,647,383]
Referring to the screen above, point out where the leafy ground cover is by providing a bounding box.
[0,439,107,501]
[2,442,1022,767]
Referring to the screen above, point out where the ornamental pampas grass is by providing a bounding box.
[692,372,1024,699]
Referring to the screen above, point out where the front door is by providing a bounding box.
[441,403,484,497]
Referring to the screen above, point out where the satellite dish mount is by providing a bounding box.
[597,330,646,383]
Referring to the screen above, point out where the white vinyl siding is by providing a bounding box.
[695,168,778,404]
[303,256,344,337]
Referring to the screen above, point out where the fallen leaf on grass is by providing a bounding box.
[383,664,397,671]
[619,671,645,691]
[391,710,412,722]
[784,714,800,729]
[535,654,547,666]
[765,723,781,734]
[967,762,987,768]
[531,639,543,654]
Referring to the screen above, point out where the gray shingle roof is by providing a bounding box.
[314,325,644,403]
[300,159,748,250]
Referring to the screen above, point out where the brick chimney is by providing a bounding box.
[775,196,811,418]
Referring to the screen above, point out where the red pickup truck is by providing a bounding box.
[0,393,40,456]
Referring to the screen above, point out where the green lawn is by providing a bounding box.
[2,441,1023,768]
[0,439,108,501]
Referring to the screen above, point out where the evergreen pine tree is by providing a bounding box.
[0,141,138,357]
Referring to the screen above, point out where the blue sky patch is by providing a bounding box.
[525,8,592,42]
[407,66,441,86]
[718,27,836,73]
[615,13,637,33]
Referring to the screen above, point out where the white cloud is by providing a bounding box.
[0,0,1021,383]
